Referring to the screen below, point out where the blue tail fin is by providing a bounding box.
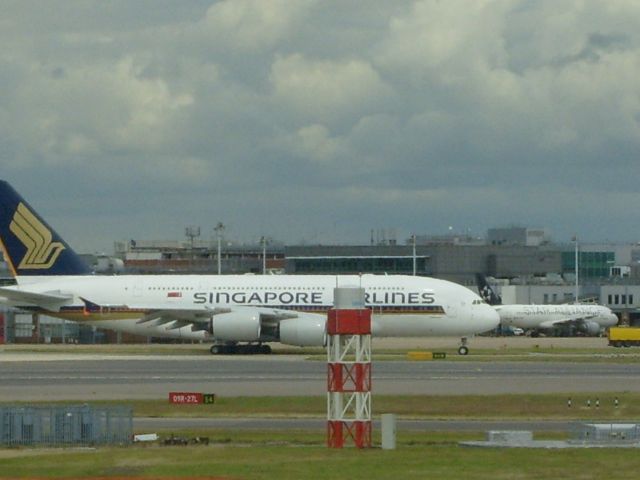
[0,180,92,276]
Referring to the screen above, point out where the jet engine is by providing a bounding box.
[210,312,261,341]
[579,320,601,336]
[209,311,326,347]
[278,316,326,347]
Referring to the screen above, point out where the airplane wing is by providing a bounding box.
[0,287,74,310]
[136,305,299,324]
[539,314,599,329]
[81,298,301,331]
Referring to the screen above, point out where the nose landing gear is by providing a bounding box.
[457,337,469,355]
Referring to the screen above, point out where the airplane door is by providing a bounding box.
[447,302,458,317]
[132,280,143,297]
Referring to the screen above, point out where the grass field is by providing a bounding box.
[3,393,640,478]
[2,436,640,479]
[3,393,637,420]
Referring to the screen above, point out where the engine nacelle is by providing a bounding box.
[211,312,261,341]
[580,320,601,336]
[279,316,326,347]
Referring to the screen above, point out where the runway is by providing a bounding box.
[1,354,640,401]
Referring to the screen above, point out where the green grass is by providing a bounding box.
[2,441,640,479]
[3,395,640,479]
[3,393,639,420]
[148,429,484,445]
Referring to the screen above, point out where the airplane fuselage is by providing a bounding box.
[11,274,499,341]
[496,304,618,330]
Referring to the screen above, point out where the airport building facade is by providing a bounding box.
[112,240,285,274]
[284,244,565,285]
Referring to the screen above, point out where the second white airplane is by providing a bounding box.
[0,180,500,354]
[476,274,618,336]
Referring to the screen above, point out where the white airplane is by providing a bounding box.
[476,274,618,336]
[0,180,499,354]
[496,304,618,335]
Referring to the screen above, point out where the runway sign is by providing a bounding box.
[169,392,216,404]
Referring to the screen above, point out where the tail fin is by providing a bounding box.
[475,273,502,306]
[0,180,92,277]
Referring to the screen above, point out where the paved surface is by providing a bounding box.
[0,336,618,356]
[372,336,613,350]
[1,354,640,400]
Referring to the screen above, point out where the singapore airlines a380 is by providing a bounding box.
[0,180,499,354]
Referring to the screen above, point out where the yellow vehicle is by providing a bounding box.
[608,327,640,347]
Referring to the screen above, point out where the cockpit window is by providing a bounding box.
[471,299,488,305]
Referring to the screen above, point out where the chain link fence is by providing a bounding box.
[0,405,132,446]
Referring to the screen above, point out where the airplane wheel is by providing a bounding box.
[260,345,272,354]
[458,345,469,356]
[210,344,236,354]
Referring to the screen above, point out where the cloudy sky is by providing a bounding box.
[1,0,639,252]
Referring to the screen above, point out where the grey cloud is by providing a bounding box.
[1,1,640,251]
[552,32,630,67]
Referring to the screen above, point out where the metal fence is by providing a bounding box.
[570,422,640,445]
[0,405,132,446]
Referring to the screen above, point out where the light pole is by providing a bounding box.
[411,234,416,276]
[185,225,201,268]
[260,236,268,275]
[573,235,579,303]
[214,222,225,275]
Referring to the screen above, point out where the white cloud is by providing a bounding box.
[202,0,315,52]
[375,0,510,78]
[282,124,347,163]
[5,56,194,165]
[269,54,393,124]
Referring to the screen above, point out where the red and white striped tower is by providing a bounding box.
[327,287,372,448]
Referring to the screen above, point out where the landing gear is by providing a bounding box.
[457,337,469,356]
[209,343,272,355]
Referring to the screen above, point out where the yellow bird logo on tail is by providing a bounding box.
[9,203,65,269]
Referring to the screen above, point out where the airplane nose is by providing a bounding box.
[480,305,500,332]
